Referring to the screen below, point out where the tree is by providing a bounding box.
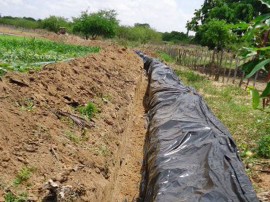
[41,16,70,33]
[197,19,233,51]
[73,10,119,39]
[162,31,190,43]
[187,0,270,37]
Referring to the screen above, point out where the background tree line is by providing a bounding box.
[0,11,190,45]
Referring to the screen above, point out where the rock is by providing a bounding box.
[104,119,114,126]
[95,168,100,174]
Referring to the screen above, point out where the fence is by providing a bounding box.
[145,45,265,89]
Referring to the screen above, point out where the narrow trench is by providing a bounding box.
[102,72,148,202]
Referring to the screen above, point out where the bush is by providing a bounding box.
[41,16,71,33]
[73,10,119,39]
[117,25,161,44]
[258,135,270,158]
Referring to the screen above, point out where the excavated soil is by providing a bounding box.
[0,26,269,201]
[0,30,147,201]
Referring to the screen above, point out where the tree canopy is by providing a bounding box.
[41,16,70,33]
[187,0,270,33]
[73,10,119,39]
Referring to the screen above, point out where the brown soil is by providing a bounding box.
[0,26,269,201]
[0,28,147,201]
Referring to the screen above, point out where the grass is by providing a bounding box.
[65,130,89,144]
[13,167,33,186]
[156,51,175,63]
[78,102,98,120]
[4,192,28,202]
[175,68,270,158]
[0,35,100,75]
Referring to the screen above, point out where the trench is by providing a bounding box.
[102,71,148,202]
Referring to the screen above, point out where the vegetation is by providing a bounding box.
[187,0,270,34]
[4,192,27,202]
[0,35,100,75]
[117,25,162,44]
[187,0,270,108]
[78,102,98,120]
[41,16,71,33]
[13,167,33,185]
[258,135,270,158]
[238,13,270,108]
[162,31,191,44]
[73,10,119,39]
[0,16,40,29]
[196,19,234,51]
[157,51,175,63]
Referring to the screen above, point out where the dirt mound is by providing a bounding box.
[0,45,146,201]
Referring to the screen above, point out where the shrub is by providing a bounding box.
[78,102,98,119]
[258,135,270,158]
[117,25,162,44]
[73,10,119,39]
[41,16,71,33]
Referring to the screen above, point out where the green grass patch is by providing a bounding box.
[4,192,28,202]
[0,35,100,75]
[78,102,98,120]
[13,167,34,186]
[156,51,175,63]
[175,67,270,159]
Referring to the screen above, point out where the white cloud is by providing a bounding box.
[0,0,204,32]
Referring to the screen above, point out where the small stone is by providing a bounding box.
[95,168,100,174]
[104,119,114,126]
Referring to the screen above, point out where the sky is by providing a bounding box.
[0,0,204,33]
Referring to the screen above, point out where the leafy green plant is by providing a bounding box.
[4,192,27,202]
[78,102,98,120]
[0,35,100,75]
[238,1,270,108]
[13,167,33,186]
[257,135,270,158]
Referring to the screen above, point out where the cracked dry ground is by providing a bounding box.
[0,45,147,201]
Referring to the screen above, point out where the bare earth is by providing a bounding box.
[0,26,269,201]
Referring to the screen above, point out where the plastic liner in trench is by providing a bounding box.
[136,51,258,202]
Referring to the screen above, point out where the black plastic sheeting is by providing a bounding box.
[136,52,258,202]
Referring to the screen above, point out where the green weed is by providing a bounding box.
[78,102,98,120]
[257,135,270,158]
[4,192,27,202]
[13,167,33,186]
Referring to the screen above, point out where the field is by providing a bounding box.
[0,34,100,75]
[0,27,269,201]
